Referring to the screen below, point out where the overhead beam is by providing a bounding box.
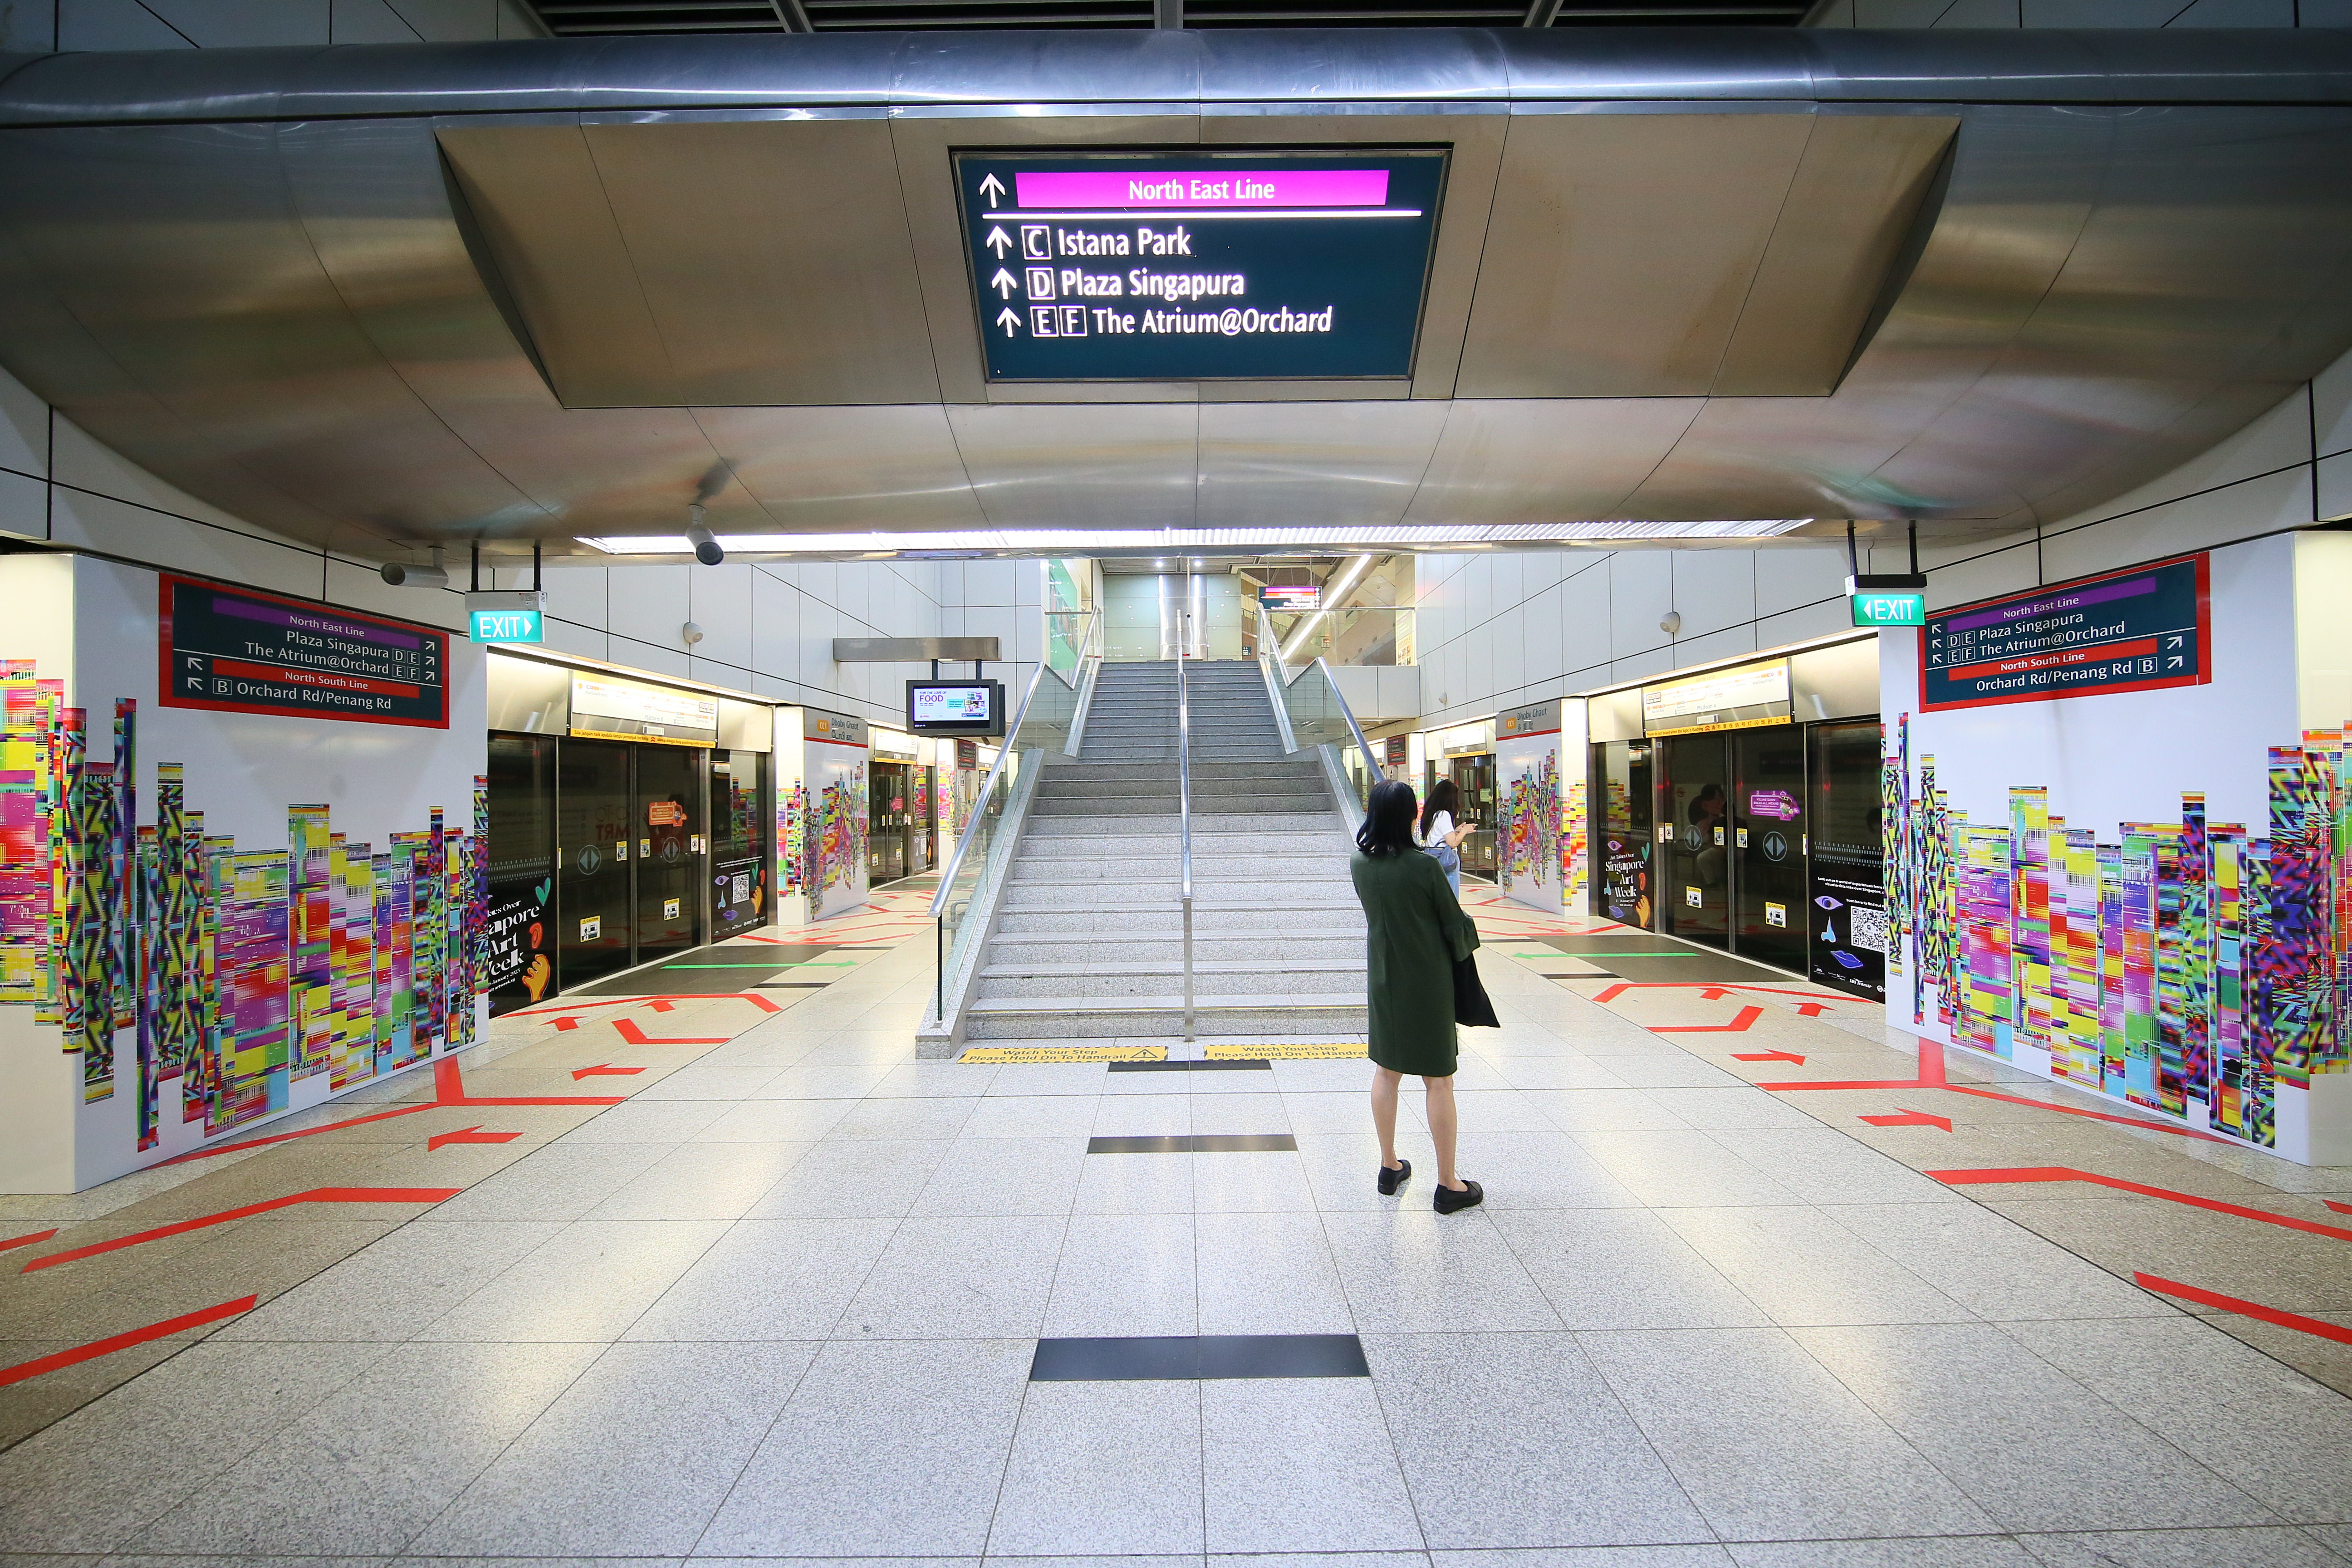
[1155,0,1183,26]
[833,637,1001,663]
[769,0,813,29]
[1521,0,1563,25]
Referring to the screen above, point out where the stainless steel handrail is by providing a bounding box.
[1311,653,1386,787]
[925,608,1097,923]
[1176,621,1195,1044]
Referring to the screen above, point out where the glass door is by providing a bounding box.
[1592,739,1652,926]
[870,762,909,884]
[485,734,557,1015]
[1808,719,1889,999]
[634,743,704,965]
[910,764,935,875]
[1450,753,1498,882]
[1658,734,1731,949]
[1733,725,1808,972]
[557,737,635,990]
[710,748,771,939]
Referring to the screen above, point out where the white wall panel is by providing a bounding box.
[687,563,755,675]
[1669,549,1755,640]
[606,563,691,655]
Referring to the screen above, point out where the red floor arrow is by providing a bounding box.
[572,1063,645,1080]
[552,1016,581,1032]
[1733,1049,1807,1064]
[612,1018,731,1046]
[1653,1006,1765,1034]
[1794,1002,1834,1017]
[428,1126,523,1151]
[1859,1109,1953,1131]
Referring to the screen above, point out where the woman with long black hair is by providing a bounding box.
[1352,779,1485,1213]
[1418,775,1474,896]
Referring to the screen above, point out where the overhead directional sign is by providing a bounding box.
[159,573,448,729]
[955,149,1446,382]
[1921,553,2210,712]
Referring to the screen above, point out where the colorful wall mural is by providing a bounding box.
[1561,774,1588,908]
[1885,713,2352,1150]
[0,660,485,1152]
[811,756,870,919]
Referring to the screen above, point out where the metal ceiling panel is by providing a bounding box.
[946,401,1199,529]
[578,116,939,405]
[1196,399,1447,530]
[1195,28,1506,103]
[892,29,1200,104]
[0,122,529,543]
[1198,103,1505,400]
[282,114,733,549]
[1710,111,1954,397]
[437,121,683,407]
[1495,27,1811,102]
[1401,398,1704,526]
[696,403,990,531]
[1455,109,1816,399]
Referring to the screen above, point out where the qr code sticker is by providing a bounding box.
[1847,906,1889,954]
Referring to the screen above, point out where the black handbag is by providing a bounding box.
[1452,952,1500,1028]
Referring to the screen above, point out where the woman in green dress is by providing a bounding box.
[1351,779,1485,1214]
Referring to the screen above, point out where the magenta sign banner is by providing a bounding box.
[1748,789,1802,822]
[1013,170,1391,211]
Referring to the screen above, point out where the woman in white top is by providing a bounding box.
[1417,776,1474,895]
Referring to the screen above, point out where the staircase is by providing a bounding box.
[961,659,1369,1043]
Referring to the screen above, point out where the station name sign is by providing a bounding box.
[955,149,1446,382]
[1921,553,2210,712]
[159,574,447,730]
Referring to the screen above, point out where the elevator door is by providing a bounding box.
[1658,734,1731,949]
[634,743,704,965]
[557,738,635,990]
[871,761,910,884]
[1733,726,1808,972]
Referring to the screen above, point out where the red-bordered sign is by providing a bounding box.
[159,574,449,730]
[1920,553,2210,713]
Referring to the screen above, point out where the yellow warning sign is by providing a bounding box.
[1205,1043,1368,1059]
[957,1044,1168,1063]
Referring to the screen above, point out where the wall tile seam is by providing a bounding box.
[1913,485,2332,590]
[1420,548,1801,661]
[10,466,384,568]
[1421,592,1849,715]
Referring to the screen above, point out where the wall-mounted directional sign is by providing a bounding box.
[1921,553,2210,712]
[159,573,448,729]
[955,149,1446,382]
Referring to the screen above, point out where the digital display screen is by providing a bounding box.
[908,681,1004,735]
[956,148,1446,382]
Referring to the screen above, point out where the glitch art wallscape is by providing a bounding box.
[1885,713,2352,1149]
[1,660,485,1152]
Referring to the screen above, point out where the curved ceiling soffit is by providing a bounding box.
[0,34,2348,561]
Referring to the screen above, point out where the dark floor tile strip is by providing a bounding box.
[1086,1134,1298,1154]
[1108,1058,1272,1073]
[1030,1333,1368,1382]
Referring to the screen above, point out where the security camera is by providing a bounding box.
[1659,610,1682,637]
[686,503,723,566]
[380,561,448,588]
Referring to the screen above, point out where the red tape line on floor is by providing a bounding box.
[0,1229,59,1254]
[1931,1166,2352,1244]
[22,1187,463,1273]
[0,1296,258,1388]
[2134,1273,2352,1345]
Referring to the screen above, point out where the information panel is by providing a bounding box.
[160,574,447,729]
[955,149,1446,382]
[1921,554,2210,712]
[1642,660,1791,737]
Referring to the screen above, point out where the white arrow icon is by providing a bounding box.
[978,173,1006,208]
[990,268,1019,299]
[984,226,1012,258]
[995,307,1021,338]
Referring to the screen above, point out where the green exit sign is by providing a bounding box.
[470,608,543,644]
[1851,590,1926,628]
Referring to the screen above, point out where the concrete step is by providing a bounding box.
[1018,830,1348,857]
[977,961,1366,1001]
[995,905,1364,936]
[989,932,1362,963]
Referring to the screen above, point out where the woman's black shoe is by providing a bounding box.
[1433,1179,1483,1215]
[1378,1158,1411,1196]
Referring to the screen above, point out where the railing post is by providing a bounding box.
[1177,638,1194,1044]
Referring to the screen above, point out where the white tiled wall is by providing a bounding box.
[1414,342,2352,730]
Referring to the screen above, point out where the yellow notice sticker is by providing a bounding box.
[957,1045,1168,1063]
[1205,1043,1369,1059]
